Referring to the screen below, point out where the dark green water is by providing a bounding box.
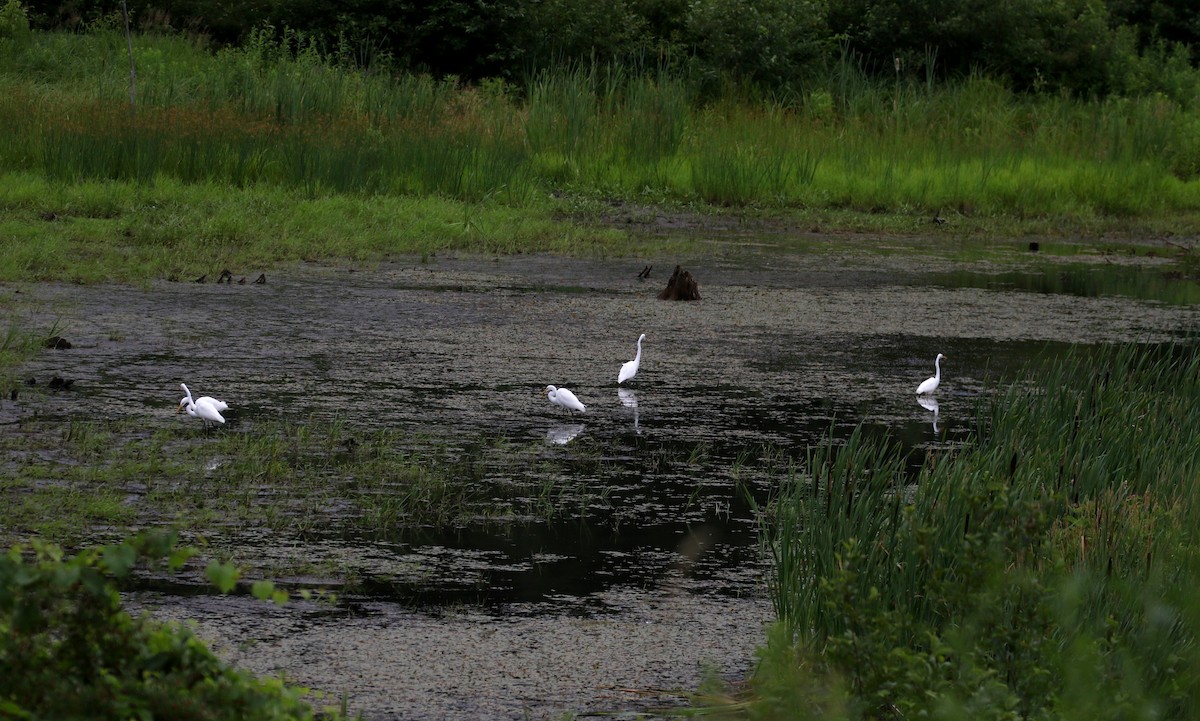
[8,254,1198,612]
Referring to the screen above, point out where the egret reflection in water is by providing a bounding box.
[917,395,940,434]
[618,387,640,434]
[546,423,585,445]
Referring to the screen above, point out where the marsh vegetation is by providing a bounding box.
[2,20,1200,284]
[4,2,1200,717]
[738,343,1200,720]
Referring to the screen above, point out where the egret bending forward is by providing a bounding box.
[179,382,228,427]
[916,354,946,395]
[546,385,586,414]
[618,333,646,384]
[179,383,228,413]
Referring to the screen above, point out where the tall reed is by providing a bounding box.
[761,343,1200,718]
[3,29,1200,215]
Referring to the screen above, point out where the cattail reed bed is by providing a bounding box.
[755,343,1200,719]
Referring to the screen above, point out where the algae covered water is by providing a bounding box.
[6,243,1198,718]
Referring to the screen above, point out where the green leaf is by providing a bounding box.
[79,568,110,597]
[205,561,240,594]
[102,543,137,578]
[272,589,289,606]
[13,598,42,633]
[51,564,81,589]
[12,566,37,587]
[251,579,275,601]
[168,546,197,571]
[0,699,33,719]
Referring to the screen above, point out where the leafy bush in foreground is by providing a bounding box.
[0,531,341,720]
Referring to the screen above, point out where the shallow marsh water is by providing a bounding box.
[3,237,1198,719]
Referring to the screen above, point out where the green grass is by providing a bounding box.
[2,31,1200,284]
[733,343,1200,719]
[0,172,641,283]
[0,301,67,389]
[0,416,611,573]
[1,169,1196,286]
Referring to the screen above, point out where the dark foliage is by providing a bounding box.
[13,0,1200,97]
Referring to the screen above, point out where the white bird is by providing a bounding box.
[179,382,227,427]
[618,333,646,384]
[546,385,586,414]
[179,383,228,412]
[916,353,946,395]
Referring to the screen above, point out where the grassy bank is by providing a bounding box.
[0,173,638,283]
[4,170,1198,286]
[2,30,1200,284]
[737,343,1200,719]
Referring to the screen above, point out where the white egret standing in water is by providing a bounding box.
[546,385,586,414]
[618,334,646,384]
[179,382,228,427]
[916,353,946,395]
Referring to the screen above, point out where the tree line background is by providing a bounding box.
[15,0,1200,101]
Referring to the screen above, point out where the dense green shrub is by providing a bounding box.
[0,0,31,45]
[0,531,342,720]
[13,0,1200,100]
[826,0,1121,94]
[1108,0,1200,63]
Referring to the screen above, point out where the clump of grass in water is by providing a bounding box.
[0,417,611,549]
[744,342,1200,719]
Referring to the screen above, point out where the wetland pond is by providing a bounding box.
[4,236,1199,719]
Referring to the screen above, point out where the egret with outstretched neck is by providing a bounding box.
[618,333,646,384]
[916,354,946,395]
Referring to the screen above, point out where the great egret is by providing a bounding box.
[179,383,228,412]
[618,334,646,384]
[179,383,228,427]
[916,353,946,395]
[546,385,586,414]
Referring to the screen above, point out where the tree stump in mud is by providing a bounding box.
[658,265,700,301]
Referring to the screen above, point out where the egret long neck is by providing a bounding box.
[634,338,643,362]
[934,356,941,380]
